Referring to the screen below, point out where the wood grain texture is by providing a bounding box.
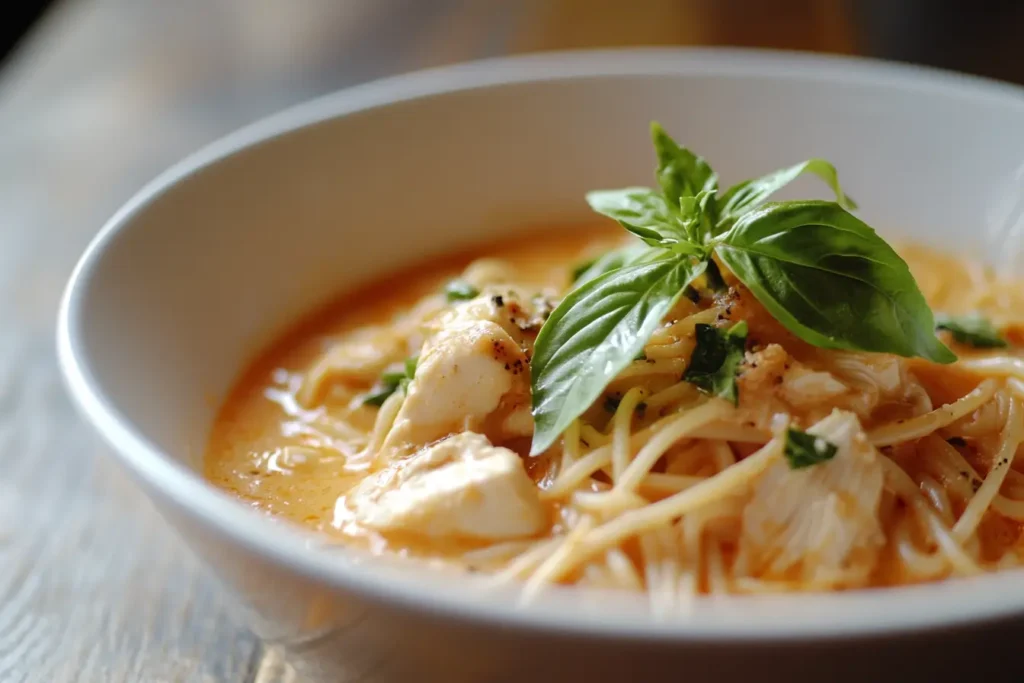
[0,1,472,680]
[0,0,855,680]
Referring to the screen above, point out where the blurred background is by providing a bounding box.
[2,1,1023,681]
[5,0,1024,319]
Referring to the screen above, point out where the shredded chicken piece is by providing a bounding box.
[346,432,547,540]
[735,341,930,431]
[297,326,406,406]
[381,292,540,454]
[429,284,554,349]
[736,410,886,588]
[460,259,519,289]
[736,344,850,429]
[779,365,849,410]
[830,352,930,418]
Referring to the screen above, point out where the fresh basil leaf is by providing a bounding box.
[444,279,479,301]
[935,313,1008,349]
[784,428,838,469]
[683,321,748,405]
[585,189,699,253]
[571,243,655,285]
[718,159,856,228]
[650,122,718,208]
[530,255,708,454]
[678,189,717,245]
[362,356,418,406]
[715,201,955,363]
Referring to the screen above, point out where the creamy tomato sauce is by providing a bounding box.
[205,224,1024,590]
[204,225,620,538]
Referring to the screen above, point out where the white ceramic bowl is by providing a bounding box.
[58,49,1024,682]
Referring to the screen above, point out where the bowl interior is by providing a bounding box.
[60,50,1024,637]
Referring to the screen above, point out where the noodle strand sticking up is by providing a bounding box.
[952,398,1024,542]
[615,399,731,493]
[611,387,646,482]
[526,437,784,587]
[868,380,998,446]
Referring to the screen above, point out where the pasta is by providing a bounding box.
[204,227,1024,601]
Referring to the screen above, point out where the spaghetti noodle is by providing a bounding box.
[205,231,1024,599]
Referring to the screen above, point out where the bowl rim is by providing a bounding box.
[57,47,1024,643]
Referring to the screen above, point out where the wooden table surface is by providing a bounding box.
[0,1,857,680]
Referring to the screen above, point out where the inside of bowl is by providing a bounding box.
[68,63,1024,471]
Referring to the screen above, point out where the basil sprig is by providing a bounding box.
[717,158,856,228]
[571,242,654,285]
[528,122,954,454]
[586,189,705,255]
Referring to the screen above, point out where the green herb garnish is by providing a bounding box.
[784,428,839,469]
[683,321,748,405]
[531,255,707,451]
[362,356,418,406]
[714,203,954,360]
[444,279,480,302]
[571,242,654,285]
[935,313,1008,349]
[528,122,954,454]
